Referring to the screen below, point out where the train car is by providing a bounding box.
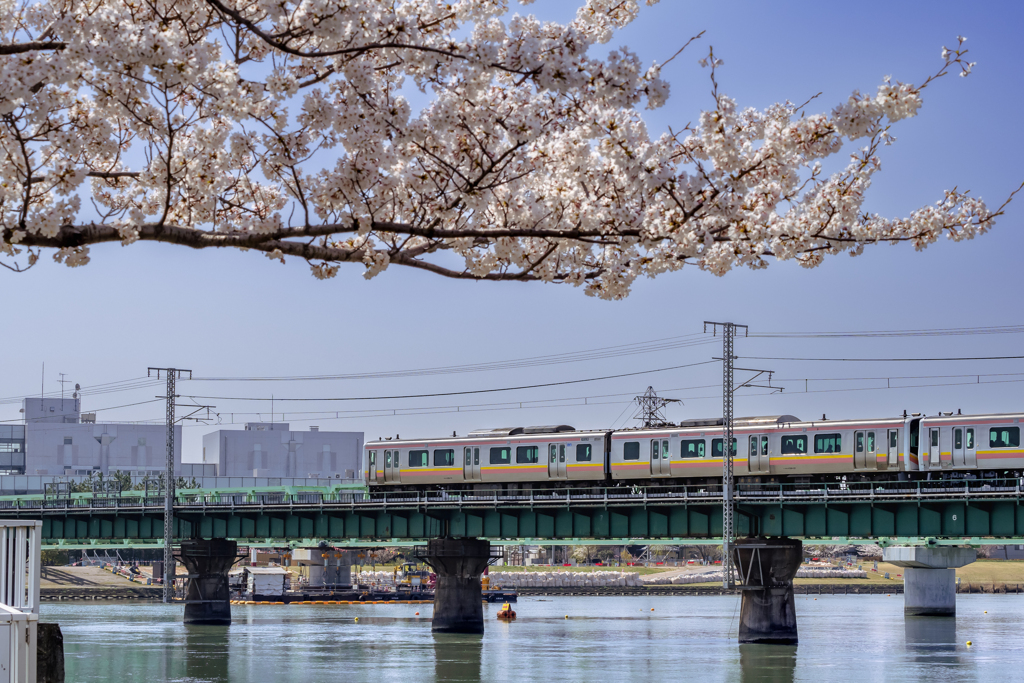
[365,411,1024,491]
[915,412,1024,476]
[609,414,915,484]
[365,425,610,491]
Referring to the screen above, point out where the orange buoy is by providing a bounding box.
[496,602,517,621]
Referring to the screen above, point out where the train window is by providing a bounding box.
[433,449,455,467]
[954,429,963,450]
[781,435,807,455]
[966,429,974,450]
[931,430,939,448]
[867,432,875,452]
[761,436,769,455]
[749,436,757,455]
[910,431,918,448]
[368,452,376,465]
[651,440,659,460]
[490,447,511,464]
[516,446,539,464]
[989,427,1020,449]
[681,440,705,458]
[890,431,898,448]
[623,442,640,460]
[385,451,392,467]
[814,434,841,454]
[550,444,558,463]
[560,445,566,462]
[855,433,864,453]
[661,439,670,459]
[711,439,737,458]
[464,447,471,466]
[409,450,428,467]
[576,444,592,461]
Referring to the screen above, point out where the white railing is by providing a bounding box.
[0,521,41,683]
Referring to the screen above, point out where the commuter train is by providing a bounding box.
[364,411,1024,491]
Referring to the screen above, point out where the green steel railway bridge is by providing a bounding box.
[0,479,1022,549]
[5,479,1016,639]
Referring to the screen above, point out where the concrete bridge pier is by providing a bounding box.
[883,546,977,616]
[178,538,237,625]
[417,538,494,634]
[734,537,803,645]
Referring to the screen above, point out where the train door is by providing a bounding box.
[383,449,398,483]
[464,447,482,481]
[854,431,866,469]
[929,428,940,466]
[887,430,899,468]
[549,444,567,479]
[369,450,381,483]
[747,435,768,473]
[869,432,883,470]
[952,428,965,467]
[965,427,977,467]
[650,439,670,476]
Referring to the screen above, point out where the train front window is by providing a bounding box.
[516,446,539,464]
[781,435,807,455]
[490,447,511,464]
[623,442,640,460]
[681,439,705,458]
[966,429,974,450]
[433,449,455,467]
[576,444,592,461]
[990,427,1020,449]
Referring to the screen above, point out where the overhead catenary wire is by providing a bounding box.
[181,360,720,402]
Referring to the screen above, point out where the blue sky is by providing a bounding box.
[3,1,1023,461]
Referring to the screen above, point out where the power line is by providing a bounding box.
[181,360,719,403]
[742,355,1024,362]
[750,324,1024,339]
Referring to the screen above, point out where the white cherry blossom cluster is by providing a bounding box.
[0,3,1009,295]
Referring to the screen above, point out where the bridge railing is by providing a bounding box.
[1,478,1022,511]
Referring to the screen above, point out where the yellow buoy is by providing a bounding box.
[354,617,359,622]
[984,611,988,614]
[967,640,972,646]
[565,615,569,619]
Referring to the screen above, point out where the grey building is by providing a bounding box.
[201,423,362,478]
[23,398,181,476]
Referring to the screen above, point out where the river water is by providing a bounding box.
[42,594,1023,681]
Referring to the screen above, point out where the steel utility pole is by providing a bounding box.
[703,322,780,590]
[704,322,746,589]
[148,367,191,603]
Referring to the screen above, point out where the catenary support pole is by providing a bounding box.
[149,367,191,603]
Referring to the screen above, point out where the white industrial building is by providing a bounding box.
[22,397,181,476]
[200,423,362,478]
